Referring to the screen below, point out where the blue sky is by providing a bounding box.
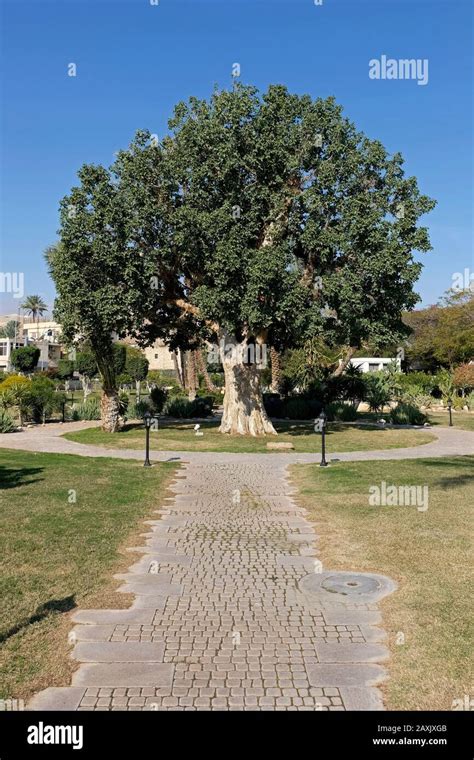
[1,0,472,316]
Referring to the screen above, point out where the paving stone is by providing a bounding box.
[314,643,389,663]
[72,663,174,688]
[27,688,86,711]
[306,664,387,687]
[73,642,165,662]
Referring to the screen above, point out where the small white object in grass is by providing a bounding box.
[378,418,386,425]
[194,423,204,437]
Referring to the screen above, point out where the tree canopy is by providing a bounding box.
[49,84,435,433]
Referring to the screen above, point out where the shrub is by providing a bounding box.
[363,373,393,412]
[466,392,474,411]
[164,397,213,418]
[118,392,129,415]
[150,386,168,413]
[127,398,153,419]
[389,403,427,425]
[326,401,358,422]
[263,393,284,418]
[196,390,222,408]
[27,376,57,423]
[71,398,101,420]
[0,409,17,432]
[283,397,323,420]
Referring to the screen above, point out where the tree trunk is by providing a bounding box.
[81,375,92,399]
[185,350,198,400]
[135,379,141,403]
[332,346,357,377]
[270,347,282,394]
[100,389,122,432]
[219,330,277,436]
[196,347,218,392]
[171,351,184,388]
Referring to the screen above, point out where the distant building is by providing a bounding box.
[349,357,401,373]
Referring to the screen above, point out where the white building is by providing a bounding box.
[349,357,401,373]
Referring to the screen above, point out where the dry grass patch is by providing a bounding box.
[291,456,473,710]
[0,449,178,701]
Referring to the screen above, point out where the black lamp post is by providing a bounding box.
[447,398,453,427]
[143,411,152,467]
[318,408,328,467]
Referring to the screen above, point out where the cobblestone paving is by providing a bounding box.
[28,460,396,712]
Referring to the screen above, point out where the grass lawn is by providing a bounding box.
[292,456,474,710]
[428,410,474,432]
[0,449,177,701]
[64,420,436,454]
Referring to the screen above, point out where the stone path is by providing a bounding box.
[28,459,396,712]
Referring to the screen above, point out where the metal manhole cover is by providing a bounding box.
[321,574,380,596]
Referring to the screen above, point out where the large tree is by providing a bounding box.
[46,169,166,431]
[51,85,435,434]
[119,85,435,433]
[403,290,474,370]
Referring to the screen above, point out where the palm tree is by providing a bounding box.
[21,295,48,336]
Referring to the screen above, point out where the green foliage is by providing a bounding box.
[149,386,168,413]
[71,398,101,420]
[163,397,213,418]
[363,373,393,412]
[56,358,75,380]
[27,376,57,423]
[75,349,98,380]
[127,398,154,419]
[21,295,48,322]
[436,368,455,402]
[326,402,359,422]
[10,345,40,374]
[0,320,20,339]
[403,290,474,371]
[389,403,427,425]
[125,347,149,382]
[0,409,16,432]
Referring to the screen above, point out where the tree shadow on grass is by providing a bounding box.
[278,422,382,438]
[419,457,474,490]
[0,595,77,644]
[0,465,44,490]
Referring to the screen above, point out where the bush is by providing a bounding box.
[363,373,393,412]
[150,386,168,413]
[127,398,153,419]
[71,398,101,420]
[326,401,358,422]
[0,409,17,432]
[164,397,213,418]
[27,376,57,423]
[398,372,436,394]
[389,403,427,425]
[263,393,284,418]
[196,390,222,408]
